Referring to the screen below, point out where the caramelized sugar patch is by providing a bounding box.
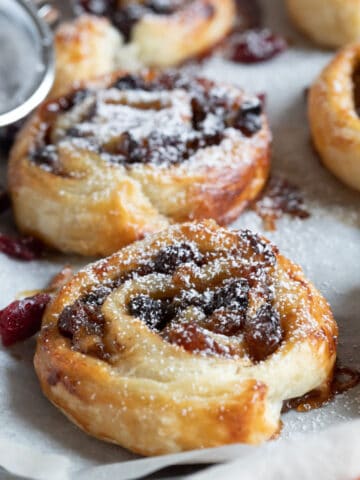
[283,363,360,413]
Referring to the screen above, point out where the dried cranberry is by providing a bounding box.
[233,100,263,137]
[229,29,287,64]
[244,303,282,361]
[0,233,45,261]
[0,294,51,346]
[153,243,203,274]
[128,294,173,330]
[0,189,11,215]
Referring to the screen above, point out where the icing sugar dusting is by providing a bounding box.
[32,72,266,172]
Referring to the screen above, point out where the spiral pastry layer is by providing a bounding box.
[9,71,270,256]
[309,43,360,191]
[52,0,235,94]
[34,221,337,455]
[285,0,360,48]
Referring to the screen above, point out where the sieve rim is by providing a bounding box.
[0,0,55,128]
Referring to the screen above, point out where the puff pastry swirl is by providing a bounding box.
[34,221,337,455]
[53,0,235,96]
[285,0,360,48]
[309,43,360,191]
[9,71,270,256]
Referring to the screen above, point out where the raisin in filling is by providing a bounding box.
[153,242,204,273]
[56,242,202,358]
[75,1,191,42]
[30,88,96,174]
[58,285,112,360]
[58,234,282,362]
[30,72,263,172]
[128,276,281,361]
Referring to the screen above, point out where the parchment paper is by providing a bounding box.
[1,0,360,478]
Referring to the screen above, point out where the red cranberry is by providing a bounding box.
[0,294,51,346]
[229,29,287,64]
[0,233,45,261]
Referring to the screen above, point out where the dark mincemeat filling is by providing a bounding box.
[30,72,264,172]
[58,232,282,362]
[75,1,194,42]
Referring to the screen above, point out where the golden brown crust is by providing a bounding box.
[130,0,235,66]
[309,43,360,191]
[9,71,270,256]
[34,221,338,455]
[285,0,360,48]
[52,1,235,97]
[52,15,123,98]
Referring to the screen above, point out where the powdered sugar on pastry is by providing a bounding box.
[34,221,337,455]
[9,71,270,256]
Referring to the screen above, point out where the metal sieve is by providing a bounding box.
[0,0,56,128]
